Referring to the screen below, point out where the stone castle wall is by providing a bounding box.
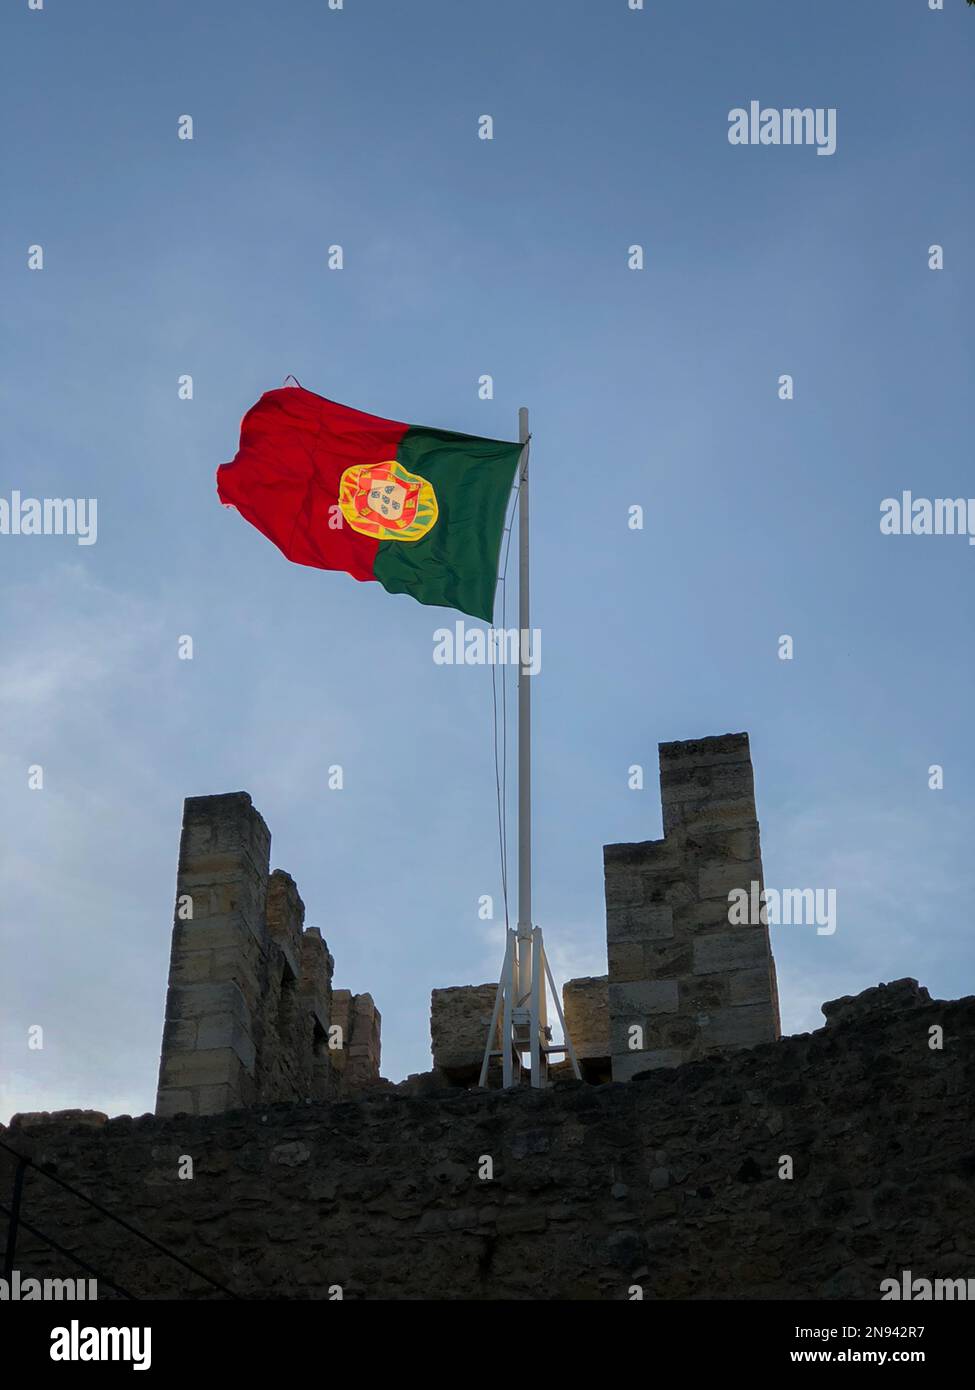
[159,732,780,1103]
[561,976,610,1082]
[431,985,502,1084]
[156,793,380,1117]
[11,732,966,1300]
[604,733,780,1080]
[4,981,972,1300]
[427,734,779,1088]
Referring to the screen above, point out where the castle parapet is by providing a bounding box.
[155,793,379,1116]
[605,732,780,1080]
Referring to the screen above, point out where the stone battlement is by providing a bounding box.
[161,734,779,1106]
[430,732,780,1086]
[156,792,380,1117]
[7,980,972,1300]
[604,732,779,1079]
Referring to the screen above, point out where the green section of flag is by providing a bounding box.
[373,426,521,621]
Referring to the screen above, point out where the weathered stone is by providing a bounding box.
[430,984,500,1082]
[607,942,644,983]
[822,978,931,1028]
[612,1049,684,1080]
[698,1005,777,1050]
[3,980,969,1300]
[270,1141,311,1166]
[265,870,304,979]
[497,1209,547,1235]
[727,967,775,1007]
[159,1047,244,1091]
[194,1013,257,1069]
[510,1129,550,1158]
[562,976,609,1061]
[657,732,751,768]
[156,793,379,1118]
[194,1084,239,1116]
[609,980,679,1017]
[679,975,729,1011]
[606,903,675,942]
[693,930,769,976]
[607,734,780,1080]
[697,861,763,902]
[10,1109,108,1131]
[610,1016,646,1054]
[154,1089,196,1118]
[346,993,382,1088]
[659,765,755,806]
[643,941,694,978]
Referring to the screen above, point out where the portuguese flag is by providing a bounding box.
[217,386,522,622]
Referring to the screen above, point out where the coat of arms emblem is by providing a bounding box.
[338,460,439,542]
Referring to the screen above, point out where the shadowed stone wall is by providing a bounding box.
[6,981,971,1301]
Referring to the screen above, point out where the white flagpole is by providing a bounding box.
[483,405,580,1089]
[516,406,532,1027]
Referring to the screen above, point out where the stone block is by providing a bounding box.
[698,1004,777,1050]
[610,1016,649,1054]
[173,921,252,956]
[178,867,266,927]
[607,941,644,983]
[698,861,763,902]
[658,732,752,770]
[692,826,761,863]
[159,1047,244,1092]
[195,1084,241,1116]
[161,1018,197,1051]
[693,930,769,976]
[611,1048,684,1080]
[562,976,609,1059]
[678,974,729,1012]
[329,989,352,1072]
[265,870,303,979]
[606,903,674,943]
[659,764,756,808]
[643,941,693,978]
[609,979,679,1017]
[206,947,262,1007]
[347,992,381,1087]
[431,984,499,1080]
[602,867,647,907]
[676,898,737,930]
[662,796,759,838]
[727,967,775,1007]
[154,1089,196,1118]
[164,981,250,1025]
[299,927,333,1033]
[195,1013,257,1070]
[180,791,271,868]
[653,1014,701,1049]
[168,950,214,987]
[559,973,603,1056]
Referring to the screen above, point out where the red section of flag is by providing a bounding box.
[216,387,409,580]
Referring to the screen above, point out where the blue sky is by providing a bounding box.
[1,0,973,1122]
